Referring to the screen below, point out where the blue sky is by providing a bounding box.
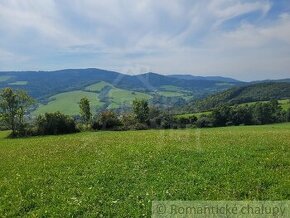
[0,0,290,81]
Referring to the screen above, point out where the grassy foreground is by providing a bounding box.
[1,124,290,217]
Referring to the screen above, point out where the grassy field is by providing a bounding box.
[35,82,152,114]
[108,87,151,109]
[279,99,290,110]
[84,81,112,92]
[176,111,211,119]
[156,91,185,97]
[0,123,290,217]
[34,91,103,116]
[160,85,183,92]
[158,85,192,99]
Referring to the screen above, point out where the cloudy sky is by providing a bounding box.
[0,0,290,81]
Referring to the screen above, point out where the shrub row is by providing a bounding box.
[196,100,290,128]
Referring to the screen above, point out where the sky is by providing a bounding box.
[0,0,290,81]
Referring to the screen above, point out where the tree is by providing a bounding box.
[252,101,283,124]
[132,99,149,124]
[211,105,231,126]
[79,97,91,123]
[0,88,34,136]
[230,105,253,125]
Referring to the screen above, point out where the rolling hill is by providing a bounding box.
[0,68,240,115]
[1,68,289,115]
[0,69,240,99]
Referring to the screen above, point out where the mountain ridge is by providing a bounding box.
[0,68,240,99]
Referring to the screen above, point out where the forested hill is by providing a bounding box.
[193,82,290,111]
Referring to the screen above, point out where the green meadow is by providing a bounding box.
[0,123,290,217]
[34,91,104,116]
[84,81,112,92]
[0,76,11,82]
[156,91,185,97]
[277,99,289,110]
[8,81,28,86]
[108,88,151,109]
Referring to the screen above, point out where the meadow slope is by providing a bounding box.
[0,124,290,217]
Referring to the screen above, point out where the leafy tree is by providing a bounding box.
[79,97,91,123]
[0,88,34,136]
[252,101,283,124]
[230,105,253,125]
[212,105,231,126]
[132,99,149,124]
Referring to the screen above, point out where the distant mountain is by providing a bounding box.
[169,74,241,83]
[0,68,240,114]
[0,68,238,100]
[193,82,290,111]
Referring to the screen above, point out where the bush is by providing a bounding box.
[196,115,213,128]
[0,120,8,131]
[120,113,138,130]
[148,107,162,128]
[35,112,77,135]
[148,116,162,128]
[92,111,122,130]
[175,115,197,128]
[133,123,148,130]
[76,123,92,132]
[160,113,175,129]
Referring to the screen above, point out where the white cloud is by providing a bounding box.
[0,0,85,47]
[209,0,271,26]
[0,0,289,80]
[217,13,290,48]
